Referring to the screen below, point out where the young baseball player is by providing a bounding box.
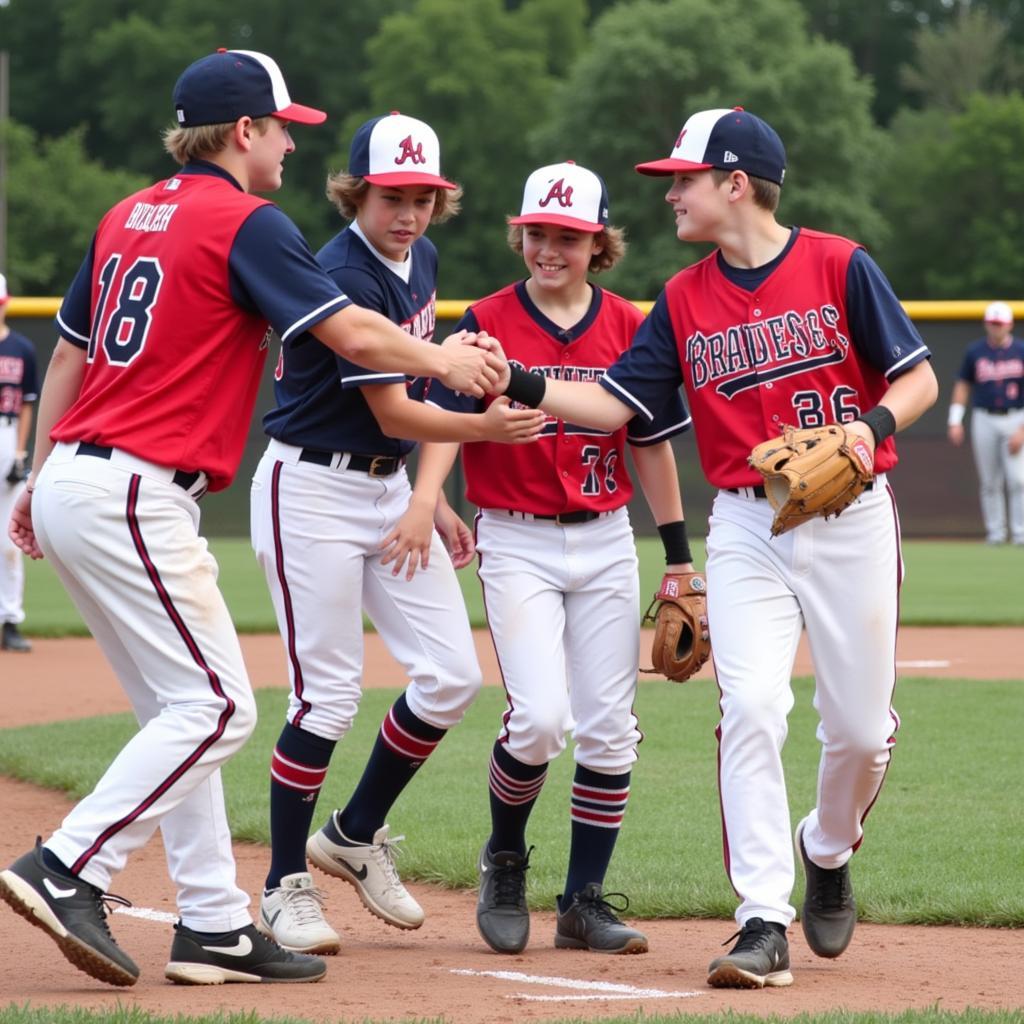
[0,274,38,653]
[251,112,544,955]
[947,301,1024,545]
[431,161,692,955]
[1,51,501,989]
[489,111,939,985]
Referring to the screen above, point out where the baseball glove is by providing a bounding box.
[5,456,28,487]
[641,572,710,682]
[747,424,874,537]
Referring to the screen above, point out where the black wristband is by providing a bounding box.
[657,520,692,565]
[505,365,547,408]
[855,405,897,446]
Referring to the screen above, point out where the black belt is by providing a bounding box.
[981,408,1017,416]
[728,481,874,498]
[507,509,602,524]
[75,442,203,492]
[297,447,403,477]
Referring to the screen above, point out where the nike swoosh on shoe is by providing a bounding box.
[338,860,368,881]
[202,935,253,957]
[42,878,77,900]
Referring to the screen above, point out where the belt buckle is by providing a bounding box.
[367,455,390,477]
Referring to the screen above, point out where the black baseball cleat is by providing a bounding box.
[0,838,139,986]
[1,622,32,652]
[795,818,857,958]
[476,843,532,954]
[554,883,648,954]
[707,917,793,988]
[164,921,326,984]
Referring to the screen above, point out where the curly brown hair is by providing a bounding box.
[506,222,627,274]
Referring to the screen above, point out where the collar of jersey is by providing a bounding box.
[514,279,603,345]
[181,160,245,192]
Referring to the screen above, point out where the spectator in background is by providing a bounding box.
[947,301,1024,546]
[0,273,39,652]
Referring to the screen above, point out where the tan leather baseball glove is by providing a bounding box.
[642,572,710,682]
[747,424,875,536]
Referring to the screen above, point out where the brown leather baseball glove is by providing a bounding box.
[642,572,710,682]
[747,424,875,536]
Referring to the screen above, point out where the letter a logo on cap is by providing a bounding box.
[395,135,426,166]
[538,179,574,209]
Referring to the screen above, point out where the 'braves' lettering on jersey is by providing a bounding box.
[604,228,930,489]
[54,164,351,490]
[958,336,1024,411]
[430,281,689,514]
[264,228,439,456]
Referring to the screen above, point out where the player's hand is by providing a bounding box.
[947,423,965,447]
[473,331,512,394]
[379,497,435,580]
[479,395,546,443]
[8,487,45,560]
[844,419,877,456]
[439,332,500,397]
[434,500,476,569]
[1008,428,1024,456]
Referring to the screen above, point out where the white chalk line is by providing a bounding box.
[114,905,177,924]
[450,967,702,1001]
[896,659,951,668]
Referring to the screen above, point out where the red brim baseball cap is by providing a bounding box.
[508,162,610,233]
[350,113,456,189]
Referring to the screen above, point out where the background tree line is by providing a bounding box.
[2,0,1024,301]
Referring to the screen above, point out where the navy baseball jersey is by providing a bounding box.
[603,228,930,489]
[0,328,39,420]
[53,162,350,490]
[431,281,690,513]
[263,225,439,457]
[957,337,1024,411]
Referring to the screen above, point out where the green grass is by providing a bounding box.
[1,1010,1022,1024]
[2,677,1021,927]
[20,538,1024,636]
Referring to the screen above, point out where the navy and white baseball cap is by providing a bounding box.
[985,301,1014,325]
[348,112,455,189]
[173,49,326,128]
[508,161,610,233]
[636,107,786,185]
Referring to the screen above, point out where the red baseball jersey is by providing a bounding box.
[604,228,931,489]
[431,282,688,514]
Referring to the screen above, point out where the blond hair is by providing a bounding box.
[710,168,781,212]
[324,172,462,223]
[506,222,627,274]
[162,116,273,166]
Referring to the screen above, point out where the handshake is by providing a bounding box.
[436,330,514,398]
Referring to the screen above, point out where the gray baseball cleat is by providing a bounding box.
[476,843,532,954]
[707,917,793,988]
[0,838,139,986]
[795,818,857,958]
[554,883,648,954]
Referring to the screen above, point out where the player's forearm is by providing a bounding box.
[16,406,34,455]
[536,379,634,432]
[410,442,459,508]
[29,339,87,478]
[879,359,939,432]
[631,442,685,525]
[375,400,492,443]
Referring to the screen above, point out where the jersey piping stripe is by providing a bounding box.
[271,461,311,725]
[627,416,692,445]
[280,294,351,343]
[600,375,653,421]
[340,371,406,386]
[883,344,930,379]
[70,474,237,875]
[55,311,90,345]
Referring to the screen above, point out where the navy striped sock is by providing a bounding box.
[487,741,547,856]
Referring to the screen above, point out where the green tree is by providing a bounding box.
[876,92,1024,298]
[3,121,148,295]
[351,0,588,298]
[534,0,886,299]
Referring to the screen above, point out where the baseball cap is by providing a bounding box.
[636,107,786,185]
[0,273,7,306]
[173,49,326,128]
[984,301,1014,325]
[508,161,609,233]
[348,112,455,190]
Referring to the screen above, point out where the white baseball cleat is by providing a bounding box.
[306,816,424,930]
[257,872,340,955]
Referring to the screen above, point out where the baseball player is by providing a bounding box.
[0,273,38,653]
[1,50,500,989]
[251,112,544,955]
[492,110,938,986]
[431,161,691,955]
[947,301,1024,545]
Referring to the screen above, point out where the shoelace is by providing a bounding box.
[575,889,629,924]
[720,919,776,953]
[492,846,533,907]
[809,864,852,910]
[370,833,408,894]
[280,884,329,926]
[95,890,132,940]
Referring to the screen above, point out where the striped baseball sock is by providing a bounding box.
[337,692,446,844]
[559,765,631,911]
[487,741,548,857]
[266,721,336,889]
